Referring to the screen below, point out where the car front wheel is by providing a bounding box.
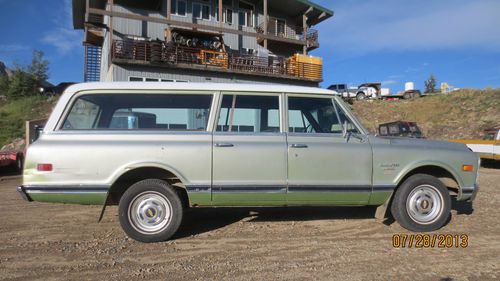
[118,179,183,242]
[390,174,451,232]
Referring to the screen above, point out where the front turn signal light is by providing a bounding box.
[462,165,474,172]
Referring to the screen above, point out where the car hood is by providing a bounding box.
[371,136,469,151]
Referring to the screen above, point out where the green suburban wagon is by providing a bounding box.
[17,82,479,242]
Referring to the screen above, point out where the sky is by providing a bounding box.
[0,0,500,93]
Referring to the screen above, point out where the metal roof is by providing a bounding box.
[64,82,338,95]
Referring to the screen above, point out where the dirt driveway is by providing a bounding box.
[0,168,499,281]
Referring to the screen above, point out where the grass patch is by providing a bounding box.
[352,88,500,140]
[0,96,57,148]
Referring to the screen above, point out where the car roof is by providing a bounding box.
[64,82,338,96]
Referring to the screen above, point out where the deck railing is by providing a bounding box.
[111,39,322,81]
[256,17,319,47]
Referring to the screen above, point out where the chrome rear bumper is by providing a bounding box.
[17,186,32,202]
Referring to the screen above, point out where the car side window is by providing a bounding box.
[288,97,342,134]
[334,100,360,134]
[288,97,359,134]
[62,94,212,130]
[217,95,280,133]
[63,97,101,130]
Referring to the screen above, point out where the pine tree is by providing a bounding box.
[425,74,437,93]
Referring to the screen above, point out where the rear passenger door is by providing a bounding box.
[212,92,287,205]
[286,95,372,204]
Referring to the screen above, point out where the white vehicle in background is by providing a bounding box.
[451,127,500,161]
[355,83,380,100]
[329,82,421,101]
[329,83,388,101]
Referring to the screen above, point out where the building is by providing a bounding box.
[72,0,333,86]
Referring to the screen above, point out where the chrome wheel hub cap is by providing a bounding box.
[128,191,172,234]
[406,184,443,224]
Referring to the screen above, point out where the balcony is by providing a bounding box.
[111,39,322,82]
[256,17,319,49]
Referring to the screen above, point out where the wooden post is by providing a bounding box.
[263,0,268,49]
[85,0,90,22]
[166,0,172,41]
[108,0,114,68]
[167,0,171,19]
[219,0,223,27]
[302,13,307,55]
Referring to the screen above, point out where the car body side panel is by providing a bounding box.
[211,133,288,205]
[286,134,373,205]
[24,132,213,205]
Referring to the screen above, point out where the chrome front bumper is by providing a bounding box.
[460,184,479,202]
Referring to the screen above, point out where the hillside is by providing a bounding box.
[0,96,57,149]
[352,88,500,140]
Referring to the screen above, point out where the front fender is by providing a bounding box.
[394,160,464,188]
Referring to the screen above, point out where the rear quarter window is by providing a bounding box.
[61,93,213,131]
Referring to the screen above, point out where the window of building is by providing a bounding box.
[217,95,280,133]
[288,97,358,134]
[193,2,210,20]
[62,94,213,131]
[216,6,233,24]
[238,1,254,27]
[129,77,144,82]
[128,77,189,82]
[171,0,187,16]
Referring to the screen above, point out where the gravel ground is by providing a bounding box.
[0,168,499,281]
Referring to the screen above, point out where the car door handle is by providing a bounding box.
[290,144,308,148]
[215,143,234,147]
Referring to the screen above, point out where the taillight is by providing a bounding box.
[37,163,53,172]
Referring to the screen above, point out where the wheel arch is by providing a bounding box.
[395,162,463,190]
[104,164,190,210]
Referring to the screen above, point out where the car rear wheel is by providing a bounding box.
[390,174,451,232]
[118,179,183,242]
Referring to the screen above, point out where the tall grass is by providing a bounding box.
[0,96,56,148]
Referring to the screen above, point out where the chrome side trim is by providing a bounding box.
[185,185,211,193]
[23,185,110,194]
[187,185,393,193]
[372,185,397,192]
[288,185,371,192]
[213,185,286,193]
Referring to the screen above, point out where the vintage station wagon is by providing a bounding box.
[18,83,479,242]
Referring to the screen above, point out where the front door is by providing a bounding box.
[212,93,287,205]
[286,95,373,205]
